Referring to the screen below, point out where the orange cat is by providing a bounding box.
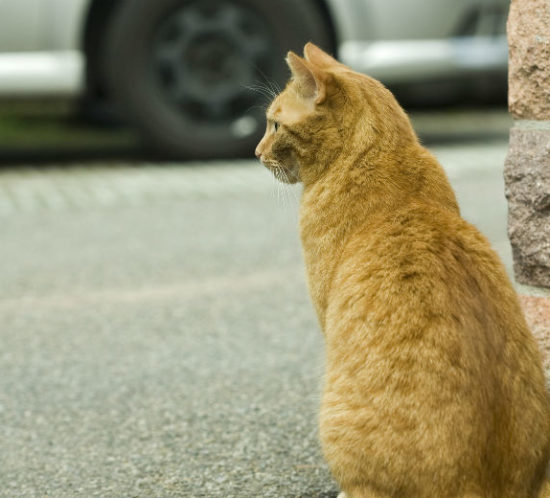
[256,43,550,498]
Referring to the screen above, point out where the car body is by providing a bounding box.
[0,0,509,157]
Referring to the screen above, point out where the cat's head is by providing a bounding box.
[255,43,415,185]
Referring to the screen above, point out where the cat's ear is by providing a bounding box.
[303,42,339,68]
[286,51,327,105]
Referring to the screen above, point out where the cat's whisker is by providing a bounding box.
[267,80,282,98]
[270,166,278,202]
[244,104,268,114]
[282,170,299,206]
[275,166,290,209]
[249,64,282,96]
[271,165,283,206]
[243,83,278,101]
[278,169,292,209]
[277,169,286,208]
[266,163,299,211]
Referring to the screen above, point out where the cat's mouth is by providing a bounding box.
[262,159,300,184]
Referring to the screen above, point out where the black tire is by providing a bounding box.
[104,0,333,159]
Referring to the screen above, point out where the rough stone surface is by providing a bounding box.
[508,0,550,120]
[520,295,550,375]
[504,127,550,288]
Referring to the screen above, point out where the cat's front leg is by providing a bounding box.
[337,493,347,498]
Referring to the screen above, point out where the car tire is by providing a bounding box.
[104,0,333,159]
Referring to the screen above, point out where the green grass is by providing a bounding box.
[0,100,137,150]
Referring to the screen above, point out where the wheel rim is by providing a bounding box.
[152,0,275,137]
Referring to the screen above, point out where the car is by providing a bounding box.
[0,0,509,159]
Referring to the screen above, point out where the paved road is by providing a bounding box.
[0,138,510,497]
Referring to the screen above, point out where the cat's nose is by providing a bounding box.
[255,147,262,159]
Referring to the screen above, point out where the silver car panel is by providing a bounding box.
[0,0,509,96]
[0,51,83,96]
[340,36,508,84]
[328,0,508,83]
[0,0,88,50]
[326,0,508,42]
[0,0,49,51]
[0,0,87,95]
[323,0,374,43]
[47,0,89,50]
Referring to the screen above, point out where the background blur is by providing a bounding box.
[0,0,514,496]
[0,0,509,160]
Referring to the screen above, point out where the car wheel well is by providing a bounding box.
[81,0,123,102]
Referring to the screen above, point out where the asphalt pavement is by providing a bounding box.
[0,110,512,497]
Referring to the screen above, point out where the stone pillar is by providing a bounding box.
[504,0,550,366]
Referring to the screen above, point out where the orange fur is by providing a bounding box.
[256,43,550,498]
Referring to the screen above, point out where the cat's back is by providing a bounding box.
[330,201,520,328]
[326,201,544,381]
[321,201,550,497]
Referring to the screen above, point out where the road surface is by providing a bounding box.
[0,135,511,497]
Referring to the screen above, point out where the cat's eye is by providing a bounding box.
[273,121,280,132]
